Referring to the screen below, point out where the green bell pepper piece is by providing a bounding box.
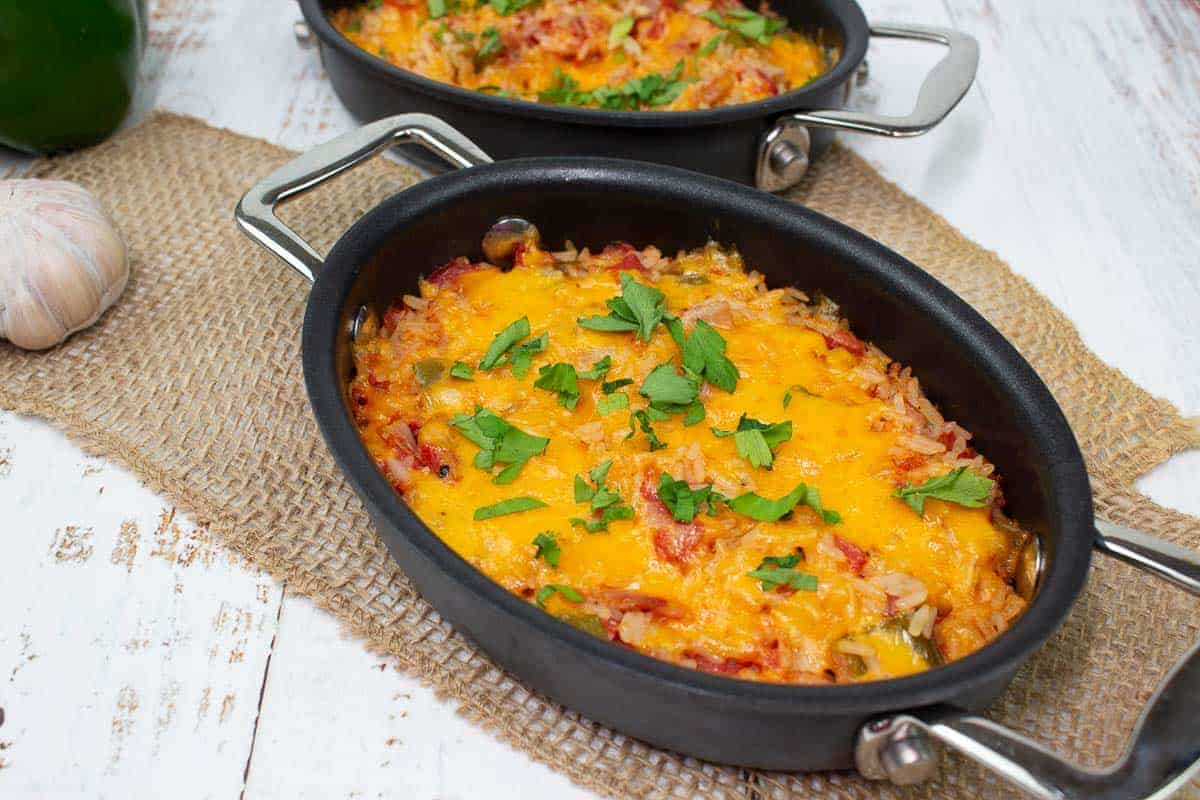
[0,1,147,155]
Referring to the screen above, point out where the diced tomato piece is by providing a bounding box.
[608,252,646,273]
[416,443,452,475]
[894,453,928,475]
[427,256,486,288]
[381,302,407,333]
[823,328,866,356]
[653,525,702,567]
[366,369,390,390]
[834,535,869,576]
[644,12,667,38]
[596,588,687,619]
[684,649,761,676]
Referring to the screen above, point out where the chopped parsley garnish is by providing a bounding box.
[602,378,633,394]
[532,532,561,567]
[572,504,635,533]
[534,356,612,409]
[474,496,548,520]
[490,0,539,14]
[608,15,634,49]
[656,473,728,523]
[697,32,724,56]
[712,414,793,469]
[783,384,816,410]
[700,8,786,44]
[578,273,667,341]
[476,25,504,61]
[450,407,549,484]
[626,409,668,451]
[571,460,635,532]
[664,317,738,392]
[534,363,580,409]
[748,553,818,592]
[579,355,613,381]
[479,316,529,370]
[596,392,630,415]
[894,467,995,515]
[540,62,690,110]
[477,315,548,378]
[449,361,474,380]
[427,0,448,18]
[639,363,700,406]
[728,482,841,524]
[535,584,584,608]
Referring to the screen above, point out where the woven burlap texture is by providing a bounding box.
[4,113,1197,799]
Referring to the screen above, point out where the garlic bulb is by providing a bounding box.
[0,179,128,350]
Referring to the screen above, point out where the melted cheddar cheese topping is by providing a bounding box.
[331,0,830,111]
[350,240,1029,683]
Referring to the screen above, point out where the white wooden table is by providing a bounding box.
[2,1,1198,797]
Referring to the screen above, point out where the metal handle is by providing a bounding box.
[235,113,492,282]
[857,522,1200,799]
[757,23,980,192]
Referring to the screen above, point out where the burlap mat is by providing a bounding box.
[5,113,1198,799]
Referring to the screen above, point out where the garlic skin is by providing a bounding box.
[0,179,128,350]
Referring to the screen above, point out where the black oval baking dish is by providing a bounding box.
[236,115,1200,797]
[298,0,979,192]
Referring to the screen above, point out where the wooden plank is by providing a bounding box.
[0,413,281,796]
[242,593,596,799]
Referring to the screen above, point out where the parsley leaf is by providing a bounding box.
[474,496,548,520]
[597,392,629,415]
[602,377,633,394]
[532,532,561,567]
[450,407,549,484]
[476,25,504,61]
[712,414,793,468]
[656,473,727,523]
[449,361,474,380]
[626,409,668,451]
[728,482,841,524]
[748,553,817,592]
[639,363,700,406]
[490,0,539,14]
[579,356,613,381]
[536,584,584,608]
[534,363,580,409]
[608,15,634,48]
[578,274,667,341]
[571,460,634,531]
[700,8,785,44]
[479,317,529,370]
[540,63,690,110]
[428,0,448,17]
[536,357,613,409]
[665,317,738,392]
[697,32,724,55]
[571,505,635,533]
[894,467,995,515]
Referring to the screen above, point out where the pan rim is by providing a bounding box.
[298,0,870,129]
[301,158,1094,717]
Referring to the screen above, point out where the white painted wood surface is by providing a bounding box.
[1,1,1197,797]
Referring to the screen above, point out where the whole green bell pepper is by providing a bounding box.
[0,1,147,155]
